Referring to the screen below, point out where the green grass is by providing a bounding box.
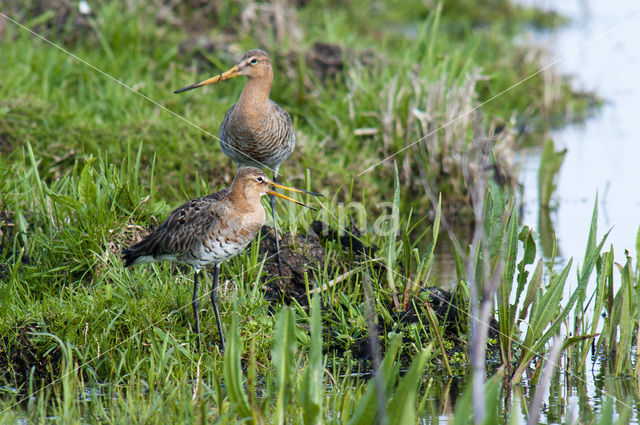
[0,0,636,423]
[0,0,592,213]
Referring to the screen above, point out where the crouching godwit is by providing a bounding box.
[122,167,319,351]
[175,49,298,279]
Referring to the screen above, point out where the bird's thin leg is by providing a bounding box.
[192,270,201,352]
[210,264,226,352]
[270,171,286,279]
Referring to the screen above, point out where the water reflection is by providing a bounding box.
[538,206,556,259]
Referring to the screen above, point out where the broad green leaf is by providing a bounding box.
[518,259,543,324]
[486,181,507,260]
[223,314,252,420]
[46,187,81,210]
[452,381,473,425]
[498,205,518,363]
[481,372,502,425]
[583,194,598,267]
[387,350,428,425]
[525,259,572,348]
[514,226,537,312]
[514,225,610,383]
[78,157,97,205]
[614,253,633,375]
[577,250,613,371]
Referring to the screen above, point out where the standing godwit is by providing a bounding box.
[122,167,318,351]
[175,49,296,278]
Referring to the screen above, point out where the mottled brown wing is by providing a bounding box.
[122,189,229,265]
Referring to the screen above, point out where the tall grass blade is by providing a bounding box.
[614,252,633,375]
[385,163,401,308]
[497,204,519,365]
[272,307,297,425]
[300,293,323,425]
[223,313,252,421]
[387,350,428,425]
[528,338,561,425]
[424,304,451,376]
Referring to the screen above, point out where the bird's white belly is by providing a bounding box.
[186,237,251,269]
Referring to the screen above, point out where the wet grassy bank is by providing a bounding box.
[1,0,635,423]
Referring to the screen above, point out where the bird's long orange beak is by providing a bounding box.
[267,181,322,211]
[174,65,241,94]
[270,181,324,198]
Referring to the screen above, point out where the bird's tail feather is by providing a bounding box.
[121,238,154,267]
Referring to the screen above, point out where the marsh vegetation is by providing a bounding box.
[0,0,638,423]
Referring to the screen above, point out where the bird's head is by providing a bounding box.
[174,49,273,94]
[231,167,321,211]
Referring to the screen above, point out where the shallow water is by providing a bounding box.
[518,0,640,269]
[515,0,640,423]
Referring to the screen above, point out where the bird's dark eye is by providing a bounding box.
[256,176,264,183]
[250,58,258,65]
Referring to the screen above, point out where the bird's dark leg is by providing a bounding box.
[270,172,286,279]
[192,270,201,352]
[210,264,226,352]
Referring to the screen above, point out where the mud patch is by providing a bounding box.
[0,130,12,154]
[1,0,93,43]
[305,42,376,83]
[0,323,62,388]
[397,286,466,336]
[258,226,325,305]
[311,219,379,258]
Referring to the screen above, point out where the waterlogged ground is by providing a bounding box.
[516,0,640,422]
[1,0,639,423]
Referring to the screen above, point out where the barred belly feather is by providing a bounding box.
[220,101,295,170]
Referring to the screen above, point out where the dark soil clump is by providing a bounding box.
[259,226,325,306]
[311,220,379,258]
[0,323,62,389]
[1,0,93,43]
[305,41,376,83]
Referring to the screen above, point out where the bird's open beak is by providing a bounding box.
[267,181,323,211]
[174,65,241,94]
[269,182,324,198]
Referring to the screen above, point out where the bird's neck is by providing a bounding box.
[229,186,260,213]
[235,77,273,117]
